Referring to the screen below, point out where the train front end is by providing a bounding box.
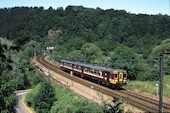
[109,69,127,88]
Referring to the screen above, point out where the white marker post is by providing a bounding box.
[156,83,159,96]
[70,71,73,76]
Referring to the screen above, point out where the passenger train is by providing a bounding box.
[60,60,127,88]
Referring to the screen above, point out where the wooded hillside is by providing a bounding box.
[1,6,170,81]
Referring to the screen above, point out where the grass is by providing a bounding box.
[126,75,170,98]
[49,85,104,113]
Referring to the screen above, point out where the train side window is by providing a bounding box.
[94,70,97,75]
[88,68,90,73]
[96,71,99,75]
[86,68,89,72]
[99,71,102,76]
[92,70,94,74]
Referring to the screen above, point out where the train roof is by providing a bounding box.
[60,60,127,73]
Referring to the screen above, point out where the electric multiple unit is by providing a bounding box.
[60,60,127,88]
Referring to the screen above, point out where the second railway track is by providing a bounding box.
[34,55,170,112]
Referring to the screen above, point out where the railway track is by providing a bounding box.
[35,55,170,112]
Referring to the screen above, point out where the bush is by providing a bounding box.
[25,82,55,113]
[50,86,103,113]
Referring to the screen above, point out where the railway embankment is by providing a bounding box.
[33,55,170,112]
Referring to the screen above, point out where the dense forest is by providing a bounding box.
[0,6,170,112]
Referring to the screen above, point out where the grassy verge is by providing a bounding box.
[126,75,170,98]
[50,85,104,113]
[25,83,104,113]
[23,97,35,113]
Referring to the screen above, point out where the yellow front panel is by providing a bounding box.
[110,79,117,84]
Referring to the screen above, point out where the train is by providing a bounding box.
[60,60,127,89]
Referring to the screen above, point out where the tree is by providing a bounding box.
[149,39,170,60]
[50,45,67,62]
[149,39,170,75]
[67,50,83,61]
[0,38,18,113]
[64,36,85,51]
[0,63,18,113]
[81,43,103,63]
[110,45,144,80]
[26,82,55,113]
[35,82,55,113]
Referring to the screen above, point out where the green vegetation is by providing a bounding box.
[50,86,103,113]
[0,5,170,111]
[126,75,170,98]
[26,83,124,113]
[1,6,170,81]
[26,82,55,113]
[0,37,45,112]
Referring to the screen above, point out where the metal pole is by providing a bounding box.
[159,54,163,113]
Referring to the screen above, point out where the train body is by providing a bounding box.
[60,60,127,88]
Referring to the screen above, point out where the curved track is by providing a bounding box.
[35,55,170,112]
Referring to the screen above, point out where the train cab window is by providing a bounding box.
[114,74,118,79]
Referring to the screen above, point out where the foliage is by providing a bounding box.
[0,7,43,42]
[110,45,145,80]
[67,50,83,61]
[0,37,45,112]
[50,46,67,62]
[1,6,170,55]
[81,42,103,63]
[0,70,18,113]
[102,97,124,113]
[50,86,103,113]
[149,39,170,61]
[26,84,105,113]
[63,36,85,51]
[0,7,170,113]
[149,39,170,75]
[0,38,18,112]
[26,82,56,113]
[25,84,41,107]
